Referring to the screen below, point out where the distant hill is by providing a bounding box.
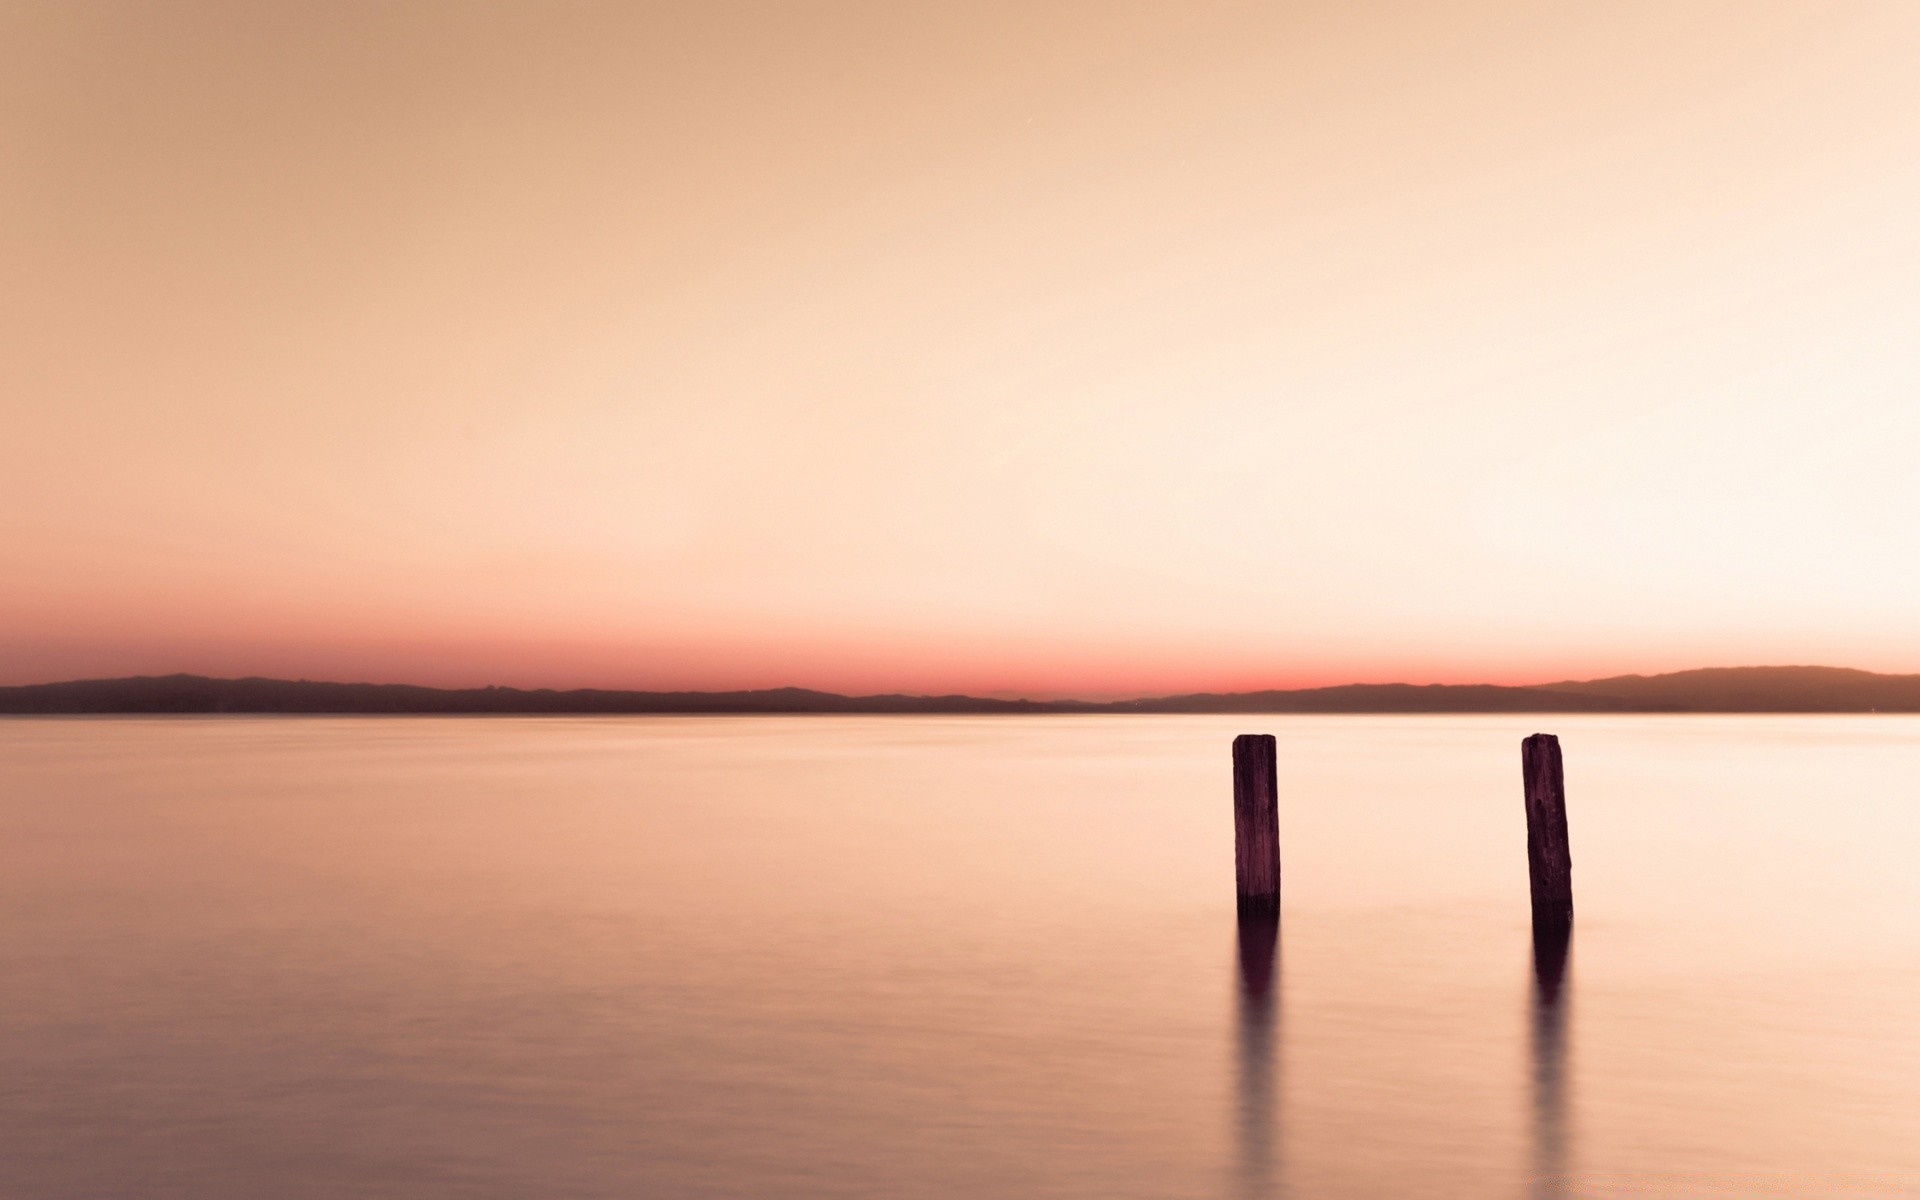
[1535,665,1920,712]
[0,675,1075,715]
[4,666,1920,714]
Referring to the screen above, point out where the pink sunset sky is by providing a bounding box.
[5,3,1920,698]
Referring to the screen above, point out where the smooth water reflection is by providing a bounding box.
[0,715,1916,1198]
[1529,928,1572,1200]
[1236,911,1281,1199]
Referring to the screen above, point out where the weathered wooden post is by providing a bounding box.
[1521,733,1574,935]
[1233,734,1280,914]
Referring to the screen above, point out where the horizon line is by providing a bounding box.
[0,662,1906,707]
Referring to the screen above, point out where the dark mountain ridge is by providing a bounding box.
[1539,665,1920,712]
[3,666,1917,714]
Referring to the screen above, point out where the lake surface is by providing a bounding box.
[1,715,1916,1198]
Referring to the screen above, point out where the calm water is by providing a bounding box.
[1,715,1917,1198]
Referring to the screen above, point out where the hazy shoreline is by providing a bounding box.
[7,665,1920,715]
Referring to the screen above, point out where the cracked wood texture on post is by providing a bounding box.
[1232,734,1280,914]
[1521,733,1574,934]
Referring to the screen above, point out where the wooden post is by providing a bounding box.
[1233,734,1280,914]
[1521,733,1573,935]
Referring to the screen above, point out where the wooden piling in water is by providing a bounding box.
[1521,733,1573,935]
[1233,734,1280,914]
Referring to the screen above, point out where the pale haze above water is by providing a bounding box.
[1,715,1916,1198]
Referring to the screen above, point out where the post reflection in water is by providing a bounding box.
[1235,911,1282,1199]
[1529,927,1573,1200]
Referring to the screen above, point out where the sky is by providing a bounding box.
[5,2,1920,697]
